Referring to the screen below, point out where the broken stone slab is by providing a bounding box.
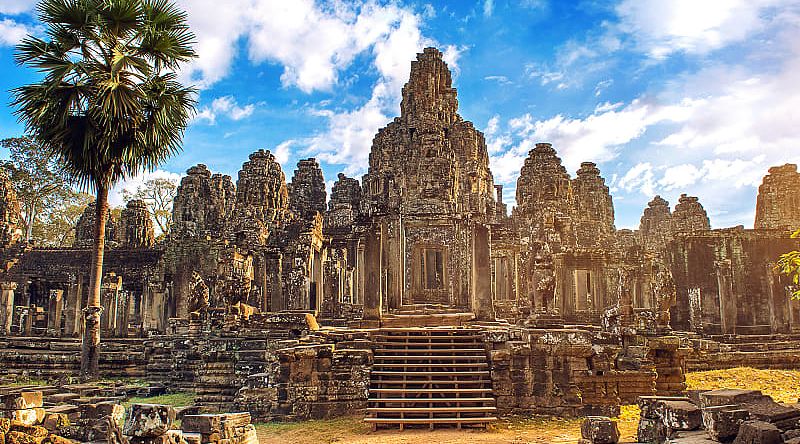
[700,390,766,409]
[660,400,702,431]
[123,404,176,438]
[0,417,9,433]
[637,417,669,443]
[702,405,750,442]
[732,420,782,444]
[80,402,125,424]
[181,413,251,437]
[1,392,43,410]
[639,396,693,419]
[0,408,46,425]
[41,412,70,431]
[580,416,619,444]
[43,406,79,423]
[44,394,79,405]
[742,399,800,424]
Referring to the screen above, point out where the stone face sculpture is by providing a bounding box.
[121,199,155,248]
[754,163,800,230]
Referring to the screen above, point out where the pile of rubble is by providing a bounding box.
[635,389,800,443]
[0,389,257,444]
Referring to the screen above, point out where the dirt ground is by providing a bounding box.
[255,368,800,444]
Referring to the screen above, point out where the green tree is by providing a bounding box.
[0,136,74,242]
[32,192,94,247]
[12,0,196,378]
[777,229,800,300]
[122,177,177,236]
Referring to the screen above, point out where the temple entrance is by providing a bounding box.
[411,245,450,305]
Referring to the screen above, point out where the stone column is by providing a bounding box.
[0,282,17,335]
[715,260,737,334]
[471,224,495,321]
[47,289,64,336]
[64,274,84,337]
[363,224,383,321]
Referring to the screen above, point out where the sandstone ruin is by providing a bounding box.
[1,48,799,440]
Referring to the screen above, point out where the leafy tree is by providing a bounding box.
[32,192,94,247]
[12,0,196,378]
[122,177,177,236]
[777,229,800,300]
[0,137,74,242]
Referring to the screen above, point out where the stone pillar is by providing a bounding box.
[101,274,122,335]
[116,291,129,337]
[356,242,365,305]
[363,224,383,321]
[0,282,17,335]
[64,274,84,337]
[472,224,495,321]
[715,260,736,334]
[47,289,64,336]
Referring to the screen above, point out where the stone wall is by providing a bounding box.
[755,163,800,230]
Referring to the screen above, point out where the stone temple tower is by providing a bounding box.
[754,164,800,231]
[360,47,496,321]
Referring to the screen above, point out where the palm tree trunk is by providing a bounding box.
[81,184,108,380]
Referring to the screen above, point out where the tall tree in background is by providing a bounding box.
[33,192,94,247]
[123,177,177,237]
[0,137,73,242]
[12,0,196,378]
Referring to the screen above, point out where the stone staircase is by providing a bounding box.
[365,327,497,430]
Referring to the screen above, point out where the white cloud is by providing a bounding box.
[176,0,436,93]
[273,140,294,168]
[617,162,656,196]
[483,0,494,17]
[485,22,800,228]
[0,18,34,46]
[484,75,512,85]
[615,0,793,58]
[194,96,255,125]
[0,0,35,15]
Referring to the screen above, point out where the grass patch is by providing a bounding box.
[686,367,800,403]
[124,392,196,408]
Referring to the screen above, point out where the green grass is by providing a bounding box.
[124,392,196,408]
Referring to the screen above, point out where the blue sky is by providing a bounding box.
[1,0,798,229]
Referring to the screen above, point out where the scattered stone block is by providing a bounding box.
[700,390,765,408]
[1,409,46,426]
[732,420,782,444]
[702,405,750,441]
[40,413,69,432]
[580,416,619,443]
[123,404,176,438]
[661,400,702,431]
[1,393,42,410]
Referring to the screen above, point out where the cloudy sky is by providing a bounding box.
[0,0,798,229]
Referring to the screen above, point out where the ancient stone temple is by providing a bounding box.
[0,47,799,433]
[357,47,496,322]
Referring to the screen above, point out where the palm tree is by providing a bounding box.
[12,0,196,379]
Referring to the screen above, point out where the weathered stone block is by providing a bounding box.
[732,420,782,444]
[40,413,69,432]
[1,409,45,426]
[1,393,42,410]
[637,417,667,443]
[123,404,176,438]
[661,400,702,431]
[580,416,619,444]
[700,390,765,408]
[702,405,750,441]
